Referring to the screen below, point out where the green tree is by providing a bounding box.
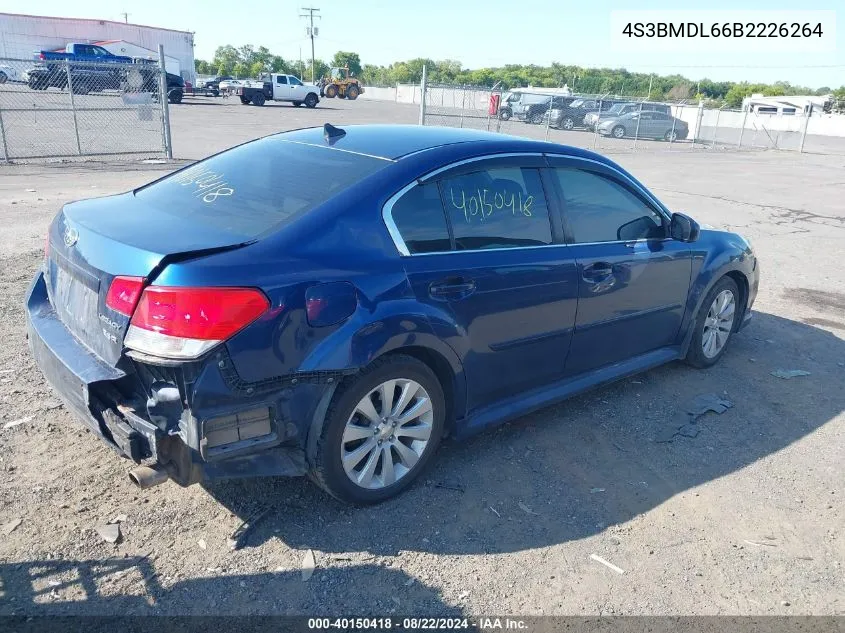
[330,51,362,76]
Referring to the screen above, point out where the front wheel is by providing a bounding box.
[685,277,740,368]
[310,355,445,504]
[346,85,360,100]
[664,129,678,142]
[561,116,575,130]
[304,93,318,108]
[0,72,7,84]
[499,108,511,121]
[612,125,626,139]
[168,90,183,104]
[324,84,337,98]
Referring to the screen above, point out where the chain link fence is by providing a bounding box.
[418,72,845,157]
[0,57,172,161]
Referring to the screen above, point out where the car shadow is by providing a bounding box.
[0,557,464,618]
[204,311,843,557]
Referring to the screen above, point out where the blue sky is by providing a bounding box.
[4,0,843,87]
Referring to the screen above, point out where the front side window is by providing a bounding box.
[555,168,664,243]
[440,167,552,250]
[390,183,451,254]
[289,76,303,86]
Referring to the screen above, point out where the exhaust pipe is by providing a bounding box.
[128,465,169,489]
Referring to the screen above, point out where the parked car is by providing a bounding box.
[0,64,24,83]
[202,75,232,96]
[218,78,243,96]
[235,73,320,107]
[550,98,624,130]
[519,96,577,124]
[27,42,153,93]
[584,102,671,131]
[26,124,757,504]
[597,111,689,141]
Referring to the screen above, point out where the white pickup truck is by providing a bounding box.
[235,73,321,108]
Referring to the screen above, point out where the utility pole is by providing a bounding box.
[120,12,130,23]
[299,7,321,83]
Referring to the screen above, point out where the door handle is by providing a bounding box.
[582,262,614,281]
[429,278,476,299]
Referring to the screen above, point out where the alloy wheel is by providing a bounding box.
[702,289,735,358]
[340,379,433,490]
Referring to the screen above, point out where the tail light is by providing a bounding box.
[106,276,145,316]
[124,286,270,359]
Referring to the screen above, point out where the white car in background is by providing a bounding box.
[0,64,24,84]
[218,79,243,96]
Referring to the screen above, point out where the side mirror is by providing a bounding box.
[670,212,700,242]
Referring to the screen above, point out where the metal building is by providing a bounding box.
[0,12,195,82]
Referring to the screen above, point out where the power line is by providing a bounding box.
[299,6,321,83]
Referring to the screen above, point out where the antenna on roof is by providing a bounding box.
[323,123,346,145]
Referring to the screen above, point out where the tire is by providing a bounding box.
[168,90,183,104]
[685,277,741,369]
[304,92,318,108]
[310,354,445,504]
[293,100,302,107]
[561,116,575,130]
[240,97,249,105]
[499,108,511,121]
[346,85,360,100]
[528,112,542,125]
[0,72,7,84]
[252,92,265,106]
[324,84,338,98]
[612,125,626,139]
[212,89,220,97]
[664,129,678,142]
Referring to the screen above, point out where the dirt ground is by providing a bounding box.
[0,100,843,617]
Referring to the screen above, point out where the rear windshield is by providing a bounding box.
[135,137,389,239]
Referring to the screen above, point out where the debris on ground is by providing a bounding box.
[744,539,777,547]
[2,518,23,535]
[656,393,734,443]
[227,506,272,550]
[590,488,606,494]
[771,369,811,379]
[433,482,465,493]
[95,523,121,544]
[3,416,33,430]
[197,539,207,551]
[301,549,316,581]
[590,553,625,575]
[489,506,501,518]
[685,393,733,416]
[110,514,128,523]
[518,502,539,516]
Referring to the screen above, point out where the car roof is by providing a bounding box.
[273,124,623,169]
[277,125,539,161]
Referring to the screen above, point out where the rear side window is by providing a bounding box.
[135,138,389,240]
[440,167,552,250]
[390,183,451,254]
[555,168,664,243]
[276,75,288,84]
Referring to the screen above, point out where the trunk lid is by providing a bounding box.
[46,193,251,366]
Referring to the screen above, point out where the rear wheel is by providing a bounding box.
[0,71,7,84]
[310,355,445,504]
[168,90,183,104]
[561,116,575,130]
[346,84,360,100]
[252,92,265,106]
[240,97,249,105]
[612,125,626,139]
[664,129,678,142]
[499,108,511,121]
[685,277,740,368]
[304,92,318,108]
[324,84,338,98]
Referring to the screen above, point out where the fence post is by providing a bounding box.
[712,107,721,148]
[799,104,812,153]
[592,99,601,150]
[544,95,552,141]
[459,85,466,129]
[633,101,643,150]
[0,106,8,162]
[691,100,704,149]
[418,64,427,126]
[668,107,677,148]
[738,108,749,148]
[65,61,83,156]
[158,45,173,159]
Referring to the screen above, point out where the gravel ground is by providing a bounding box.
[0,101,843,617]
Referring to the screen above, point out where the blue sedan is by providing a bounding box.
[26,124,759,504]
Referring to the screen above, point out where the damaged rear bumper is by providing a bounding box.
[25,271,332,486]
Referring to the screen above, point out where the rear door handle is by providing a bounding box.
[429,278,476,300]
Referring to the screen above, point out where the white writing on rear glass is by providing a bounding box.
[171,165,235,203]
